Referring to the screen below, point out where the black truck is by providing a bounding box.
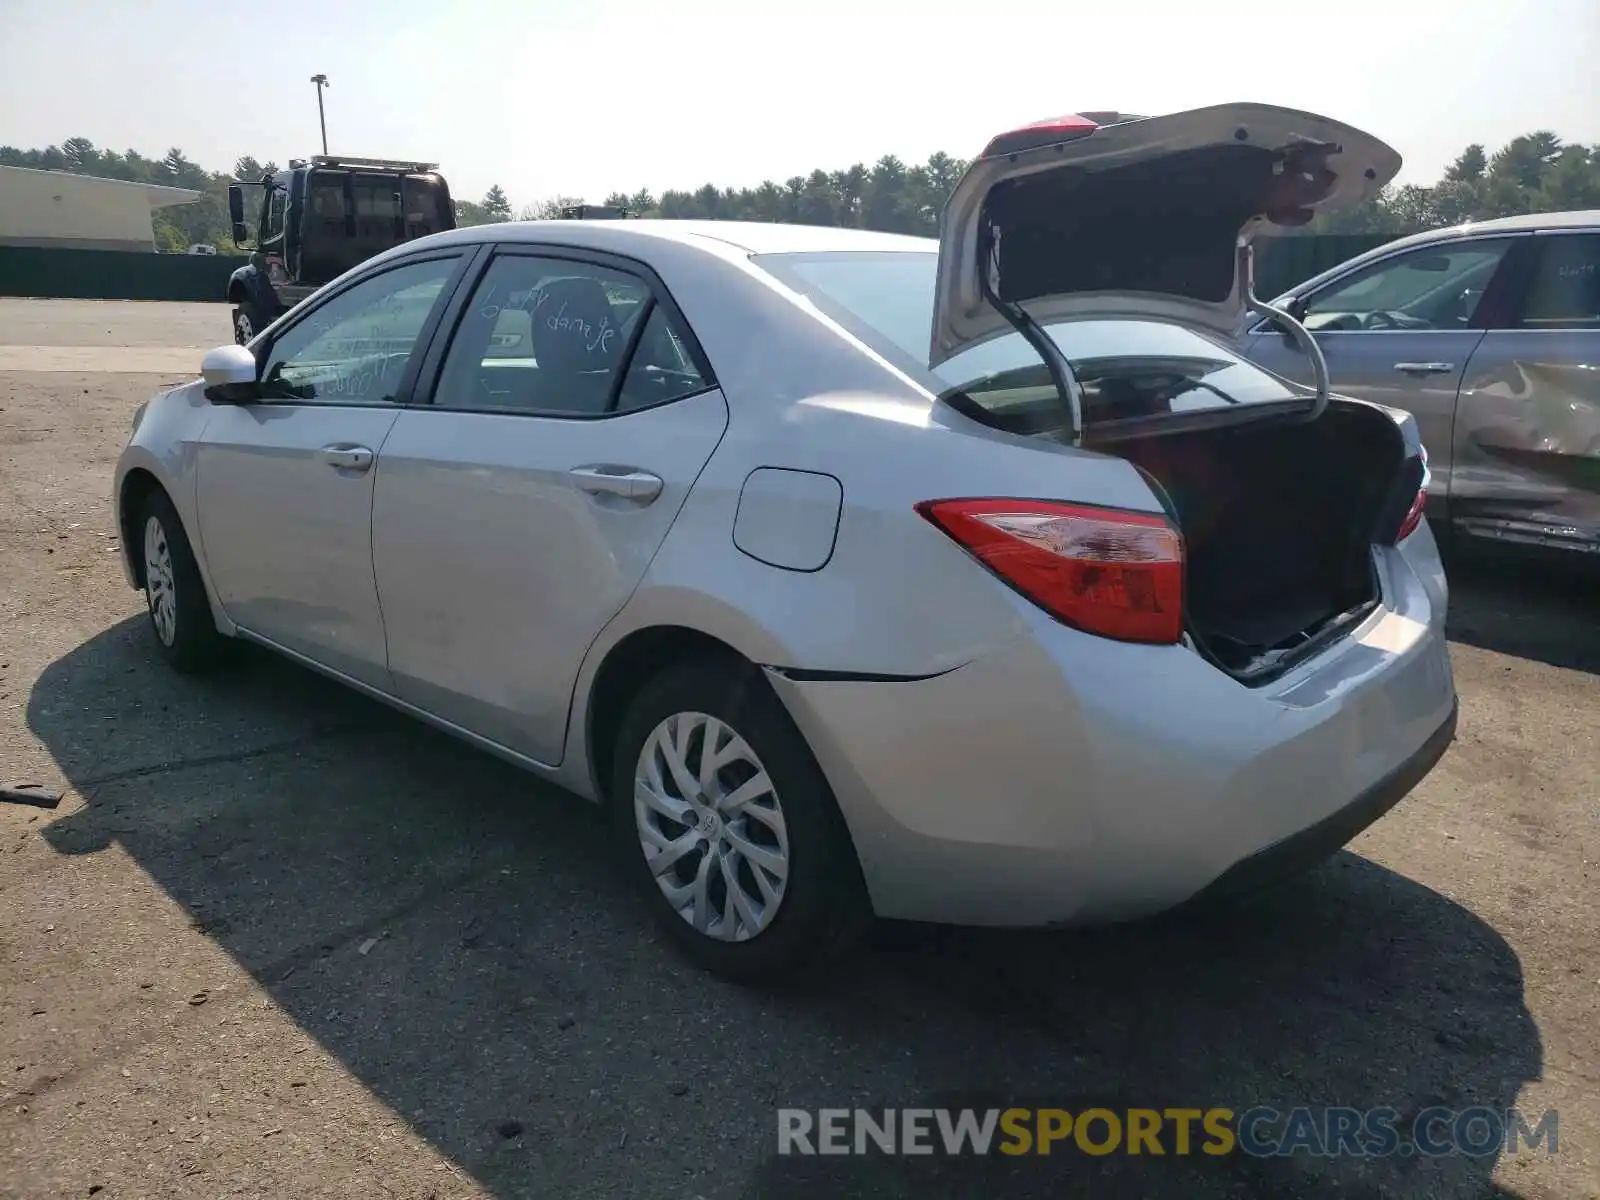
[226,155,455,344]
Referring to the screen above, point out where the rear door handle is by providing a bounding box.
[1393,362,1455,376]
[315,444,374,471]
[566,465,664,503]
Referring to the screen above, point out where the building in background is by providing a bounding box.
[0,165,200,252]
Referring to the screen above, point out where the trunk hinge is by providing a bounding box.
[978,223,1086,446]
[1242,243,1330,422]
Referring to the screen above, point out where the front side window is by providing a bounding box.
[1301,239,1515,332]
[1516,234,1600,329]
[434,254,708,415]
[262,186,288,244]
[259,256,459,404]
[754,250,1305,436]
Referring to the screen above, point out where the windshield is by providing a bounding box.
[752,250,1306,434]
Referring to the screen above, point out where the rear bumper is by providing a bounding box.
[1187,696,1457,905]
[769,542,1457,927]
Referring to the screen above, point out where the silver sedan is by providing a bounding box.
[114,103,1459,983]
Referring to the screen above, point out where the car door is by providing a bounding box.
[1242,235,1524,514]
[194,251,468,688]
[1449,228,1600,553]
[370,247,729,765]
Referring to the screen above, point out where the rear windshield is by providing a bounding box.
[306,171,451,240]
[752,250,1304,433]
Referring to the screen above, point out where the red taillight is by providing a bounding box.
[1397,445,1431,542]
[1396,488,1428,541]
[917,499,1185,644]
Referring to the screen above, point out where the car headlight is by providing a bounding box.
[130,400,149,436]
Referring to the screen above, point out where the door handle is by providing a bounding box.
[566,465,664,502]
[1393,362,1455,376]
[315,444,374,471]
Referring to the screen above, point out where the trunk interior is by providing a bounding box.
[1096,402,1413,681]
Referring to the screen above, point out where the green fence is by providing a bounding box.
[0,233,1399,306]
[0,246,251,302]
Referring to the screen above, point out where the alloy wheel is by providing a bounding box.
[143,514,178,646]
[633,711,790,941]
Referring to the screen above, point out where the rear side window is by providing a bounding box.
[754,250,1304,433]
[1517,234,1600,329]
[432,253,710,416]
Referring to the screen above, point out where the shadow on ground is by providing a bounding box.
[1444,544,1600,675]
[29,609,1545,1199]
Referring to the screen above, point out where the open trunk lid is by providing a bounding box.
[930,104,1401,376]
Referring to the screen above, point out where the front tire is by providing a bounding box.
[610,661,869,985]
[232,302,265,345]
[138,490,227,673]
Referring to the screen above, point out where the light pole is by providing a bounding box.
[310,74,329,155]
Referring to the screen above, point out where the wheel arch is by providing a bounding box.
[114,452,235,637]
[117,467,168,589]
[584,625,754,805]
[226,265,271,310]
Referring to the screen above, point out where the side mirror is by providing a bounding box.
[201,344,260,403]
[1276,293,1310,340]
[227,185,254,248]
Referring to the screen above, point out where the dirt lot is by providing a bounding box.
[1,299,1596,1200]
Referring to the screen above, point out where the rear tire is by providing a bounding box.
[138,489,228,674]
[609,660,870,985]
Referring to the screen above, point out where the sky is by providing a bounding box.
[3,0,1597,210]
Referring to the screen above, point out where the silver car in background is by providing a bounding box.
[1241,211,1600,560]
[113,104,1458,984]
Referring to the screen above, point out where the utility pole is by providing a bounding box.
[310,74,330,155]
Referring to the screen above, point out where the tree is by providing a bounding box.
[1444,144,1487,183]
[519,196,583,220]
[481,184,512,221]
[61,137,98,172]
[1538,145,1600,210]
[862,154,908,231]
[234,156,264,181]
[162,147,187,175]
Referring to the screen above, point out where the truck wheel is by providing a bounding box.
[232,304,265,345]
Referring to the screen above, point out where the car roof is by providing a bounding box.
[439,218,938,257]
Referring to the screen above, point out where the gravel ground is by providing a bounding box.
[0,301,1596,1200]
